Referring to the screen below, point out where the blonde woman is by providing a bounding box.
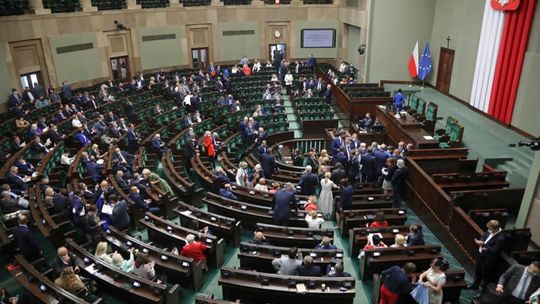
[54,267,88,296]
[236,162,248,187]
[95,241,113,263]
[142,168,174,196]
[390,234,407,248]
[318,172,338,218]
[111,248,135,272]
[305,210,325,229]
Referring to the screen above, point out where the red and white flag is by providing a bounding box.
[408,41,419,78]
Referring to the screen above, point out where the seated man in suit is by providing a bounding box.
[493,261,540,304]
[114,170,129,191]
[215,167,230,185]
[357,112,374,130]
[298,165,319,196]
[85,156,102,184]
[315,236,338,250]
[298,256,322,277]
[128,186,159,214]
[109,195,130,231]
[219,183,238,200]
[326,263,352,277]
[13,214,43,261]
[249,231,270,245]
[5,166,30,191]
[52,246,83,276]
[14,157,35,177]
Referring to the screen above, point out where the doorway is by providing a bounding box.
[20,71,44,90]
[436,47,454,94]
[191,48,208,69]
[110,56,130,81]
[269,44,286,66]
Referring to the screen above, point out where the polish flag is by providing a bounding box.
[408,41,419,78]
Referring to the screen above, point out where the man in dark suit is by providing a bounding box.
[8,88,23,109]
[261,148,276,180]
[330,132,345,156]
[151,133,166,154]
[358,112,374,129]
[114,170,129,190]
[12,215,42,261]
[73,128,89,146]
[85,156,102,184]
[470,220,508,290]
[31,82,45,100]
[256,140,268,156]
[339,179,353,210]
[128,186,159,214]
[360,148,377,183]
[47,125,64,145]
[272,183,297,226]
[493,261,540,304]
[219,184,238,200]
[298,165,319,196]
[126,123,139,154]
[323,85,332,104]
[109,195,130,231]
[52,246,83,276]
[298,256,322,277]
[391,159,408,207]
[5,166,29,191]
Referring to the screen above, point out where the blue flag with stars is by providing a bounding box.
[418,42,432,81]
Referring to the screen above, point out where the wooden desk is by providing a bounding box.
[219,267,356,304]
[101,226,204,290]
[359,245,442,280]
[340,208,408,236]
[348,225,419,257]
[375,106,439,148]
[141,212,225,268]
[255,223,334,248]
[12,255,99,304]
[66,239,171,304]
[174,202,242,247]
[238,242,343,273]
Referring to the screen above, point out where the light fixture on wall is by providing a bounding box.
[114,20,127,30]
[357,44,366,55]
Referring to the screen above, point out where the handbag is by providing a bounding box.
[410,283,429,304]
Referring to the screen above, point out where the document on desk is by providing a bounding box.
[296,283,307,293]
[85,263,98,274]
[179,210,192,216]
[423,136,434,140]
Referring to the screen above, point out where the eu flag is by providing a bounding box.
[418,43,432,81]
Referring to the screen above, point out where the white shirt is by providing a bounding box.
[284,74,293,86]
[305,214,325,229]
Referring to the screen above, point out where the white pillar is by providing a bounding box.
[126,0,141,10]
[29,0,51,14]
[169,0,180,7]
[80,0,97,11]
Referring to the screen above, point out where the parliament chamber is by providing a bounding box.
[0,0,540,304]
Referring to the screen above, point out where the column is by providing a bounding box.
[29,0,51,14]
[126,0,141,9]
[516,151,540,231]
[80,0,97,11]
[169,0,180,7]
